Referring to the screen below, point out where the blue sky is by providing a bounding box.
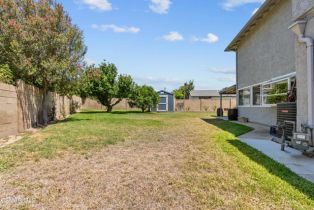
[59,0,264,91]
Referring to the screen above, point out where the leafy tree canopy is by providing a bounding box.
[129,85,159,112]
[83,61,135,112]
[0,0,87,124]
[173,80,194,99]
[0,64,14,85]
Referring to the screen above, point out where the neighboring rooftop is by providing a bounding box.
[225,0,279,51]
[190,90,220,97]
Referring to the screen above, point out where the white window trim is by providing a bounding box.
[251,85,262,107]
[157,95,168,112]
[237,72,296,108]
[238,87,251,107]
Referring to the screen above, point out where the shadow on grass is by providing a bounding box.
[204,118,314,200]
[110,111,154,115]
[202,118,253,136]
[58,118,92,123]
[79,110,154,115]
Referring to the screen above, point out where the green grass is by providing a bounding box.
[1,111,314,208]
[185,119,314,209]
[0,110,210,172]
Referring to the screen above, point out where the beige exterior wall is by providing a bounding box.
[235,0,314,127]
[236,0,296,125]
[175,98,236,112]
[294,8,314,128]
[292,0,314,19]
[237,0,295,89]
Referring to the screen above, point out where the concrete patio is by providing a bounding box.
[234,121,314,183]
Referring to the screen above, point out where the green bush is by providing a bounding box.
[0,64,14,84]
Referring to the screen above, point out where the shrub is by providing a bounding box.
[0,64,14,84]
[129,85,159,112]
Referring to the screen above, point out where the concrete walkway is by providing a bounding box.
[233,121,314,183]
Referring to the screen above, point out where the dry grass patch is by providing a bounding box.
[0,111,208,209]
[1,111,314,209]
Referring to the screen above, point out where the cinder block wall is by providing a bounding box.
[175,99,236,112]
[0,82,18,138]
[0,81,105,138]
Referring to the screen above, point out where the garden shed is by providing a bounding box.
[155,90,175,112]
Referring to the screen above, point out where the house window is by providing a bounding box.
[253,85,261,105]
[263,79,288,105]
[239,88,250,106]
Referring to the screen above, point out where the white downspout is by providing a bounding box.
[289,20,314,132]
[298,35,314,128]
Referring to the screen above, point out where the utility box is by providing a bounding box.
[292,133,311,151]
[277,102,297,140]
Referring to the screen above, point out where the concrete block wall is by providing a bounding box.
[175,99,236,112]
[0,83,18,138]
[0,81,105,138]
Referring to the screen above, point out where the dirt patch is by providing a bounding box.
[0,136,23,148]
[0,118,199,209]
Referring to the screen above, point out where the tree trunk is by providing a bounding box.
[141,107,145,113]
[107,105,113,112]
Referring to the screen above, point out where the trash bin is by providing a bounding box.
[217,108,223,117]
[228,109,238,121]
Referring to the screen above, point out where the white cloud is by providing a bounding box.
[192,33,219,44]
[217,75,236,83]
[134,75,184,91]
[149,0,171,14]
[208,68,235,74]
[162,32,184,42]
[252,7,259,15]
[82,0,112,11]
[222,0,265,11]
[91,24,140,33]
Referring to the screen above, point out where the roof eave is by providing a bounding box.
[225,0,278,52]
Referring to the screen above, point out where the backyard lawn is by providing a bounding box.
[1,110,314,209]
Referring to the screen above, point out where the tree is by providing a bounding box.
[173,89,184,100]
[0,0,87,125]
[0,64,14,84]
[129,85,159,112]
[85,61,135,112]
[173,80,194,99]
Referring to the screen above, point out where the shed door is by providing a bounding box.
[157,95,168,112]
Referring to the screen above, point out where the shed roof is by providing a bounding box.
[190,90,220,97]
[157,90,173,95]
[225,0,280,51]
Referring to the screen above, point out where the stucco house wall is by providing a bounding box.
[292,0,314,19]
[289,0,314,128]
[236,0,295,125]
